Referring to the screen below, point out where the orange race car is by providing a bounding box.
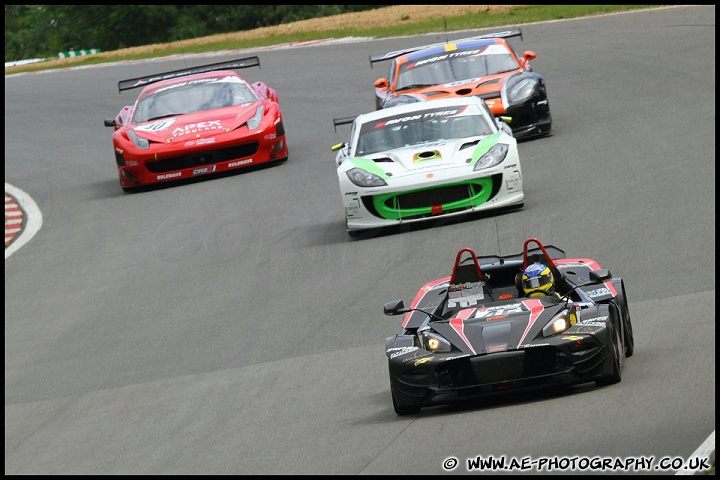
[370,29,552,140]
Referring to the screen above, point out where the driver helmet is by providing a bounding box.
[522,263,554,297]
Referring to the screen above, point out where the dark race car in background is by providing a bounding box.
[104,56,288,192]
[370,29,552,140]
[383,237,634,415]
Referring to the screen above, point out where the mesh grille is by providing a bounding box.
[146,143,259,173]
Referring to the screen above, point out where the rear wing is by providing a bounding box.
[116,56,261,93]
[332,116,356,132]
[369,29,523,68]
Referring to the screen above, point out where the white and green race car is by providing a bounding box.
[331,96,524,236]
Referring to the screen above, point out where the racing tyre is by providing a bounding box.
[621,286,634,358]
[614,282,634,358]
[596,323,622,387]
[391,386,420,416]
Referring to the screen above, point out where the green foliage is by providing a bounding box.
[6,5,659,71]
[4,5,387,61]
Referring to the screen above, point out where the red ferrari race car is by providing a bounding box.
[370,29,552,140]
[104,56,288,192]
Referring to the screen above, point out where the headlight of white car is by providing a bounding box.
[473,143,509,171]
[506,74,540,106]
[346,168,388,187]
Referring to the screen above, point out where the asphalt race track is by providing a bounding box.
[4,6,715,475]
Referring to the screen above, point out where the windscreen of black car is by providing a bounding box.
[132,76,258,123]
[396,43,520,91]
[355,103,493,156]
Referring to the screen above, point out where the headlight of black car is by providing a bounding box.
[542,308,577,337]
[346,168,388,187]
[505,73,540,106]
[473,143,509,171]
[419,330,453,353]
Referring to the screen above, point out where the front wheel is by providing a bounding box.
[614,282,634,358]
[596,323,622,387]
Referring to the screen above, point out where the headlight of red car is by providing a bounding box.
[127,129,150,150]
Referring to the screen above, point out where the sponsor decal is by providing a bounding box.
[180,137,218,146]
[345,199,360,215]
[448,281,482,292]
[585,287,612,298]
[520,343,549,348]
[569,325,603,334]
[136,118,176,132]
[581,316,608,323]
[172,120,223,137]
[388,346,418,359]
[575,322,605,327]
[488,344,507,352]
[556,262,588,269]
[192,166,217,175]
[445,77,484,88]
[487,314,509,321]
[263,133,277,140]
[474,303,524,318]
[402,350,433,362]
[157,172,182,180]
[378,109,462,128]
[499,293,514,300]
[153,77,220,94]
[415,49,482,68]
[344,191,358,196]
[228,159,252,168]
[414,357,432,367]
[562,335,584,341]
[448,281,485,307]
[503,164,518,169]
[438,354,471,361]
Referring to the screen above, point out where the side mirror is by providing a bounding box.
[589,269,612,283]
[522,50,537,67]
[384,299,406,316]
[374,78,389,89]
[331,143,345,152]
[104,118,116,127]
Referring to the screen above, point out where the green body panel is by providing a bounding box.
[372,178,494,220]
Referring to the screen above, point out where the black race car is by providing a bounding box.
[383,237,634,415]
